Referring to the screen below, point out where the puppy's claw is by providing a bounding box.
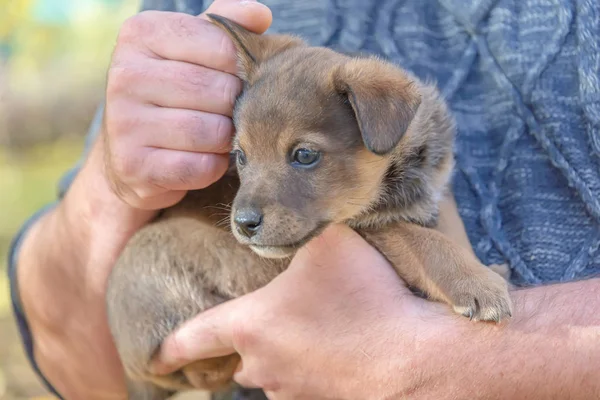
[450,273,513,323]
[453,300,511,322]
[462,308,474,319]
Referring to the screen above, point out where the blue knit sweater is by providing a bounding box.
[7,0,600,397]
[142,0,600,285]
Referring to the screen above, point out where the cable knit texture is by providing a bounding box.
[140,0,600,286]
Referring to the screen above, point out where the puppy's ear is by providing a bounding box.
[207,13,305,83]
[332,57,421,155]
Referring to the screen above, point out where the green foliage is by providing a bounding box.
[2,0,140,94]
[0,0,34,43]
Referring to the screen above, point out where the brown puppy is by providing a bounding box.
[106,14,513,400]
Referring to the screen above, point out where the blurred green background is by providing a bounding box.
[0,0,140,397]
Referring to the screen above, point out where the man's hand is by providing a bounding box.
[153,224,449,399]
[16,1,272,399]
[154,224,600,400]
[104,0,272,210]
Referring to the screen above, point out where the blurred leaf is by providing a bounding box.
[0,0,34,41]
[4,0,139,93]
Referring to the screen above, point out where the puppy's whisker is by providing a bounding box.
[204,205,233,213]
[215,217,232,227]
[210,213,232,221]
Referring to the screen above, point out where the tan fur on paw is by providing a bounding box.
[450,269,513,322]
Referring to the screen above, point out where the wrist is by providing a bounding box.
[375,310,454,399]
[21,136,155,307]
[414,283,600,399]
[15,137,148,398]
[61,136,156,256]
[360,295,531,400]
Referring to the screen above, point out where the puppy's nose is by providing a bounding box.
[234,207,263,238]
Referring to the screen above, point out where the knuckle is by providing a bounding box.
[178,113,231,153]
[185,68,213,94]
[169,12,195,37]
[111,151,139,180]
[148,153,194,188]
[106,65,135,98]
[175,114,205,148]
[106,64,151,100]
[165,332,189,366]
[217,31,238,71]
[171,155,197,186]
[145,168,167,189]
[230,314,260,354]
[199,154,228,186]
[118,11,154,43]
[214,116,234,151]
[105,104,139,138]
[173,109,201,129]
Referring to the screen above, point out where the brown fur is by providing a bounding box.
[106,14,512,400]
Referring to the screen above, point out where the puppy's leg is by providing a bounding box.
[436,194,513,284]
[107,216,276,398]
[361,222,512,322]
[434,194,477,256]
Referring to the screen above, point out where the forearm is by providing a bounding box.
[428,279,600,399]
[15,140,153,398]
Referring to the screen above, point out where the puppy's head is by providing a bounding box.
[208,14,421,258]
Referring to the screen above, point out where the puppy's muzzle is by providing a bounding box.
[234,207,263,238]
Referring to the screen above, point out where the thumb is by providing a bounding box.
[294,224,414,297]
[150,293,253,375]
[200,0,273,34]
[292,223,384,272]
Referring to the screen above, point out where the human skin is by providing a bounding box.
[14,1,600,399]
[14,1,273,398]
[154,224,600,400]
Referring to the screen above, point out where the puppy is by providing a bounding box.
[106,14,513,400]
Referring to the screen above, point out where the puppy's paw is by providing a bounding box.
[182,354,241,392]
[137,354,240,395]
[449,268,513,322]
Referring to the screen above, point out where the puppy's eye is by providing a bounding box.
[292,148,321,167]
[235,150,247,166]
